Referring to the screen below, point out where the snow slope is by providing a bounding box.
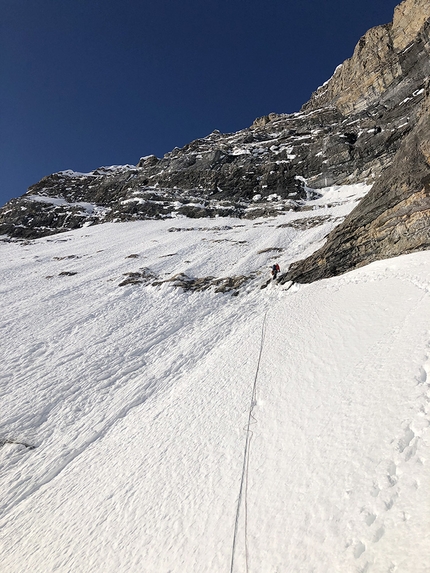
[1,183,429,573]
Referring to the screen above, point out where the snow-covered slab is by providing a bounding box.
[57,169,95,178]
[25,195,107,216]
[0,202,429,572]
[309,181,372,205]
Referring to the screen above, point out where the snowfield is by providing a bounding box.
[1,184,429,573]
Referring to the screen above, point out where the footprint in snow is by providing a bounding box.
[397,426,415,453]
[370,484,380,498]
[386,460,398,487]
[354,541,366,559]
[404,439,418,461]
[416,365,427,384]
[373,526,385,543]
[384,495,397,511]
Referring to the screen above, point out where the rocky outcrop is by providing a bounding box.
[284,92,430,283]
[118,267,253,294]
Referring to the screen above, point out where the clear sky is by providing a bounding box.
[1,0,400,207]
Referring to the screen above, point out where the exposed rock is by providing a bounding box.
[257,247,284,254]
[284,93,430,283]
[53,255,81,260]
[118,268,255,293]
[251,113,281,128]
[392,0,430,50]
[162,273,251,293]
[137,155,159,167]
[303,0,430,115]
[118,267,157,286]
[0,439,35,450]
[277,215,338,230]
[167,225,236,232]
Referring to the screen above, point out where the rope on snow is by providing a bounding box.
[229,309,268,573]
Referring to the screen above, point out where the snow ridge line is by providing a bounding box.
[229,309,268,573]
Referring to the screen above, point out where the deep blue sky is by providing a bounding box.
[1,0,400,206]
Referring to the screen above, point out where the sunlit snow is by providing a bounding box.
[1,183,429,572]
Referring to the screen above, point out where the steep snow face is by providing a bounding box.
[1,184,429,572]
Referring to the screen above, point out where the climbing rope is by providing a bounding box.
[229,309,268,573]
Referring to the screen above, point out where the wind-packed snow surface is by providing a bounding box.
[1,183,429,573]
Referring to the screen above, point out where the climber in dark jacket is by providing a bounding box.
[271,263,280,280]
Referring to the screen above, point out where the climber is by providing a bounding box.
[271,263,280,280]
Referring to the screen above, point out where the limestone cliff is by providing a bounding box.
[303,0,430,115]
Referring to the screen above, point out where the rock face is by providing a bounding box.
[284,95,430,283]
[392,0,430,51]
[1,0,429,283]
[303,0,430,116]
[284,0,430,282]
